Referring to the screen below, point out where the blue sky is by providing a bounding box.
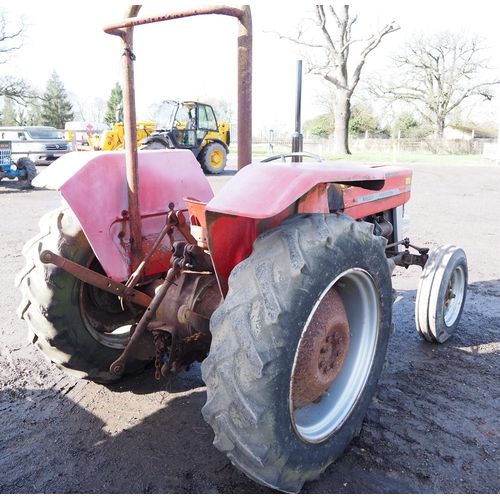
[4,2,500,132]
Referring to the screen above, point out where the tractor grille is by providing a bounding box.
[0,141,11,167]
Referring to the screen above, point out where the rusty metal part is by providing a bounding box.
[292,287,350,410]
[177,306,211,336]
[153,330,170,380]
[125,219,171,291]
[101,5,252,273]
[125,203,195,291]
[109,244,220,378]
[168,240,214,274]
[146,272,221,378]
[386,237,429,254]
[156,272,221,340]
[386,238,430,269]
[104,5,252,170]
[40,250,152,308]
[109,266,179,376]
[376,220,393,238]
[165,206,197,247]
[121,5,142,273]
[389,250,428,269]
[122,324,156,361]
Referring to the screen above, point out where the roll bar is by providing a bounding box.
[103,5,252,271]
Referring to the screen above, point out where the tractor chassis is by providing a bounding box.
[41,207,221,380]
[40,211,429,380]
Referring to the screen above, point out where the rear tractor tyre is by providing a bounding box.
[415,244,467,343]
[201,213,393,493]
[198,142,227,174]
[15,206,145,382]
[17,157,37,189]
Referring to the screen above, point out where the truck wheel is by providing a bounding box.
[415,244,467,343]
[201,213,393,493]
[17,157,37,189]
[15,206,145,382]
[198,142,227,174]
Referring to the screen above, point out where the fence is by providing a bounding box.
[348,137,492,155]
[4,126,496,162]
[249,137,495,157]
[482,142,500,163]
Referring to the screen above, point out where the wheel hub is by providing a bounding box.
[211,151,222,167]
[292,287,350,409]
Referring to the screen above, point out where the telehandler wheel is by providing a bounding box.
[201,213,393,493]
[17,157,37,189]
[415,244,467,343]
[198,142,227,174]
[15,206,146,382]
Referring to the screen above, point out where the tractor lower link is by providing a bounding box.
[109,240,222,379]
[364,214,430,269]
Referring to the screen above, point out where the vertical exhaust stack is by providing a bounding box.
[291,60,303,162]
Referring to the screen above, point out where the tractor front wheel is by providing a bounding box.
[17,157,37,189]
[198,142,227,174]
[415,244,467,343]
[16,206,145,382]
[201,213,393,493]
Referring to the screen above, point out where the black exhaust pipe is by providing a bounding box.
[291,60,303,162]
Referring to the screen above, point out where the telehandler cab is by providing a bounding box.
[16,5,467,493]
[141,100,231,174]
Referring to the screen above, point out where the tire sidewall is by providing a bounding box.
[416,244,468,343]
[429,247,467,341]
[204,213,393,490]
[18,207,144,381]
[265,225,392,469]
[199,142,226,174]
[16,157,37,189]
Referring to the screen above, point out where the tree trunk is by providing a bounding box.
[333,90,351,155]
[436,116,445,138]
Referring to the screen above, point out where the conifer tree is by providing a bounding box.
[40,70,74,129]
[1,97,17,125]
[104,82,123,126]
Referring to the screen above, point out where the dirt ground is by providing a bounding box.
[1,161,499,494]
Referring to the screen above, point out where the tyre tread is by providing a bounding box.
[202,213,392,492]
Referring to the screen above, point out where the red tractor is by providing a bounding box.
[15,6,467,493]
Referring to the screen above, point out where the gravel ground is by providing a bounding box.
[1,161,499,494]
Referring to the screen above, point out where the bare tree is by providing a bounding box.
[143,102,161,122]
[274,6,399,154]
[204,94,235,124]
[371,30,500,137]
[0,8,34,103]
[71,93,107,122]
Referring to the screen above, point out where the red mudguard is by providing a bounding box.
[33,149,214,281]
[203,161,412,296]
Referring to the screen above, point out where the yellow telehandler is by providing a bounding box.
[89,101,230,174]
[88,122,155,151]
[140,100,230,174]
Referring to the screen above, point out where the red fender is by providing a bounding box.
[33,149,214,281]
[201,161,412,296]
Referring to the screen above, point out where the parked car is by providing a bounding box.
[0,126,71,166]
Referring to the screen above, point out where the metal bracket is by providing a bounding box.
[40,250,152,308]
